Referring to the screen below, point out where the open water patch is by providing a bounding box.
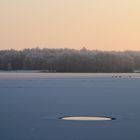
[59,116,116,121]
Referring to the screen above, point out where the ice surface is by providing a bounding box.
[0,72,140,140]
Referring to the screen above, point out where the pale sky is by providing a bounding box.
[0,0,140,51]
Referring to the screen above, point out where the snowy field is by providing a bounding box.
[0,72,140,140]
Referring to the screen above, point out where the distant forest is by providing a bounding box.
[0,48,140,72]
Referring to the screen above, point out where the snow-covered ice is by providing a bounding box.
[0,72,140,140]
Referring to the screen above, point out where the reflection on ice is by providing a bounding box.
[60,116,116,121]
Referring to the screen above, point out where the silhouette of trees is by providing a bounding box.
[0,48,139,72]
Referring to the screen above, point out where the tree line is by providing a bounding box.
[0,47,140,72]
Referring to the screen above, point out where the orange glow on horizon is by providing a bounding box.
[0,0,140,51]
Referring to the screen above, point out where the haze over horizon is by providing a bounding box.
[1,0,140,51]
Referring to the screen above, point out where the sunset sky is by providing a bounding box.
[0,0,140,51]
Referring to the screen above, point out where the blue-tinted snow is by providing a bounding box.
[0,73,140,140]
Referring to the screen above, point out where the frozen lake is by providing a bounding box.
[0,73,140,140]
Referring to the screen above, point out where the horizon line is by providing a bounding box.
[0,47,140,52]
